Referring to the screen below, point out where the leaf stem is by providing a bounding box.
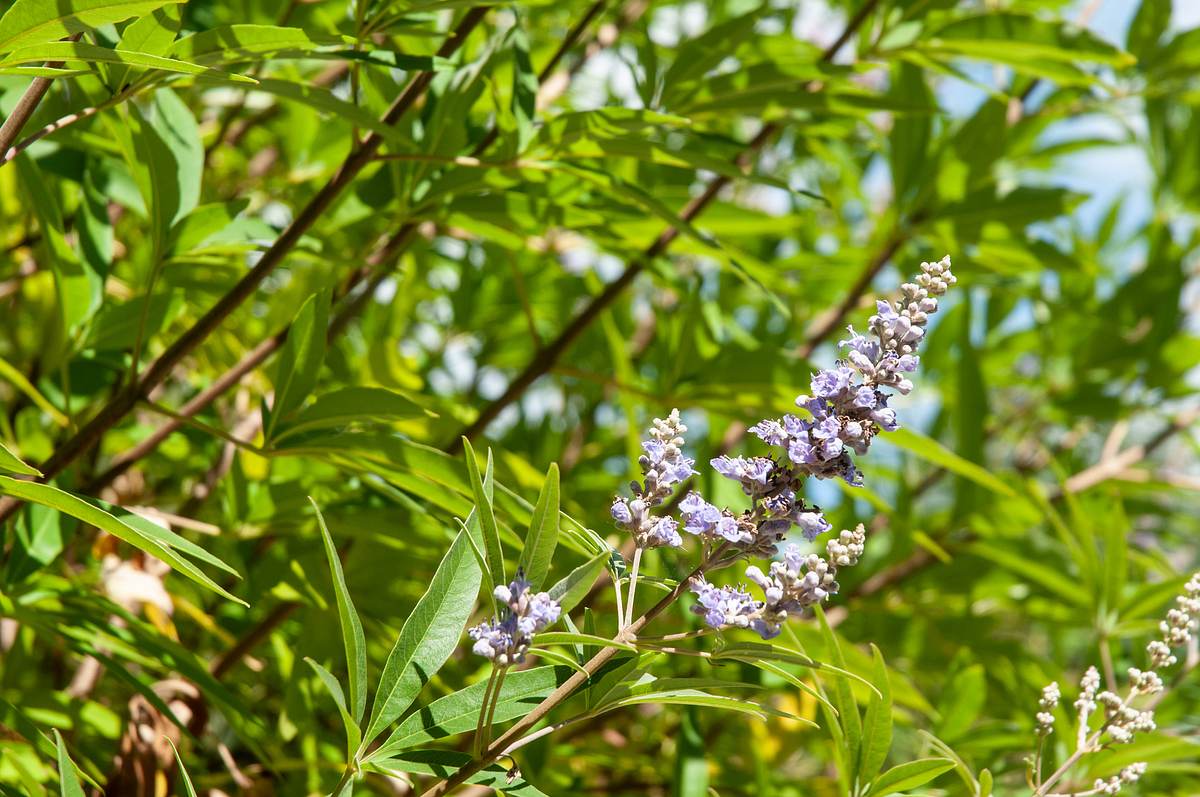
[474,666,500,758]
[624,546,643,628]
[481,666,508,753]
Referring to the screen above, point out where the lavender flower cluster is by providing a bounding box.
[468,571,561,665]
[604,257,955,639]
[610,409,695,549]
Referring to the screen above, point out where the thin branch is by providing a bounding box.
[0,34,83,163]
[163,0,626,686]
[0,8,489,524]
[71,0,616,503]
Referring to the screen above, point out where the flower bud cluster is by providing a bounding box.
[1096,690,1156,743]
[611,410,695,549]
[1093,763,1147,795]
[1150,572,1199,666]
[1074,666,1100,714]
[468,571,561,665]
[1033,575,1200,791]
[1035,681,1059,736]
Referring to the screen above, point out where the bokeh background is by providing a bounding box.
[1,0,1198,794]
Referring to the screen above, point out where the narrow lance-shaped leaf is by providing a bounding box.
[518,463,559,590]
[268,291,330,441]
[0,0,184,52]
[816,605,862,774]
[0,440,40,476]
[166,738,200,797]
[462,439,505,604]
[857,644,893,787]
[867,758,955,797]
[53,730,84,797]
[0,41,257,82]
[362,529,482,747]
[0,477,245,604]
[306,657,364,760]
[367,666,571,759]
[547,547,610,614]
[310,497,368,724]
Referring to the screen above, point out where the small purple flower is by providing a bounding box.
[792,509,832,542]
[680,492,721,535]
[811,366,852,399]
[711,455,774,493]
[611,498,632,524]
[749,419,787,446]
[645,516,682,548]
[468,571,561,664]
[689,579,761,630]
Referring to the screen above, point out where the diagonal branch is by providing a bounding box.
[0,34,83,162]
[77,0,621,500]
[0,8,490,524]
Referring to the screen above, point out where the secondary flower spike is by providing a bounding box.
[468,571,561,665]
[611,409,695,549]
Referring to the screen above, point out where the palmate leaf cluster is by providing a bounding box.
[0,0,1198,795]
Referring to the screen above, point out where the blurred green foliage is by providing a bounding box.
[0,0,1198,795]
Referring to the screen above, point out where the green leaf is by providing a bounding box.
[970,542,1086,606]
[462,439,506,599]
[112,3,182,87]
[0,476,245,604]
[0,356,68,426]
[936,664,985,742]
[367,666,571,758]
[0,0,183,52]
[305,657,364,760]
[85,291,183,351]
[0,440,40,476]
[857,644,893,786]
[14,155,103,338]
[0,41,256,82]
[517,463,559,589]
[53,730,84,797]
[535,632,635,651]
[362,528,482,747]
[604,689,813,725]
[509,12,537,152]
[273,387,432,442]
[310,497,368,724]
[885,427,1016,497]
[129,89,203,256]
[867,758,955,797]
[167,24,326,61]
[365,749,548,795]
[815,605,861,773]
[923,13,1134,68]
[267,290,330,441]
[165,739,199,797]
[87,495,240,578]
[547,547,610,613]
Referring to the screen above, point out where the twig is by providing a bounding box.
[0,34,83,164]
